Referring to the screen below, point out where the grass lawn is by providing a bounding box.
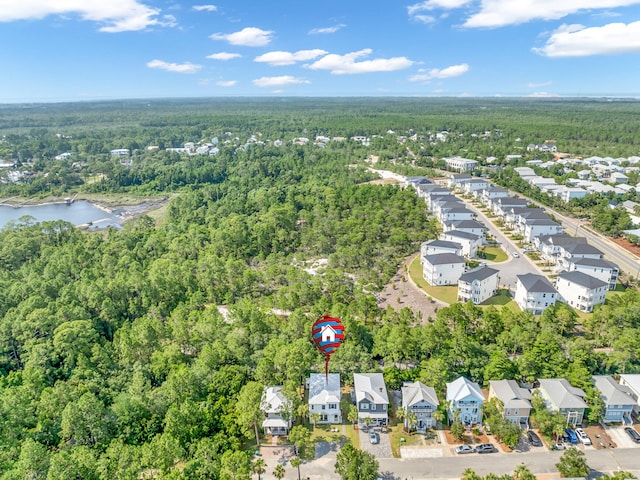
[409,257,458,304]
[479,290,513,307]
[480,246,508,262]
[389,426,425,458]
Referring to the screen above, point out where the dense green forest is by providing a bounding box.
[1,98,640,479]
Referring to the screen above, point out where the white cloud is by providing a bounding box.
[147,59,202,74]
[0,0,167,32]
[206,52,242,60]
[527,81,553,88]
[533,21,640,57]
[407,0,471,15]
[252,76,310,87]
[308,24,346,34]
[216,80,237,87]
[409,63,470,81]
[413,15,436,23]
[306,49,413,75]
[193,5,217,11]
[527,91,560,97]
[254,49,328,66]
[210,27,273,46]
[463,0,640,28]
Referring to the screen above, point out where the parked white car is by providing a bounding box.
[575,428,592,446]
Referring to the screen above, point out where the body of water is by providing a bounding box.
[0,200,121,230]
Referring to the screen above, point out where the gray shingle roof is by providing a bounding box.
[424,253,466,266]
[354,373,389,404]
[592,376,635,407]
[489,380,532,410]
[459,267,499,283]
[425,240,462,250]
[538,378,588,410]
[558,270,608,289]
[563,243,604,255]
[538,235,588,247]
[517,273,557,293]
[572,258,618,270]
[446,220,486,230]
[444,230,480,241]
[402,381,439,409]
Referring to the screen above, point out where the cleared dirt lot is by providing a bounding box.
[377,253,446,323]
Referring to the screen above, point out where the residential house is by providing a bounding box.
[556,270,608,312]
[619,375,640,414]
[481,187,509,206]
[488,380,532,427]
[431,197,465,217]
[592,376,635,424]
[447,173,472,189]
[445,156,478,172]
[443,219,487,240]
[535,235,588,264]
[401,381,440,432]
[537,378,588,425]
[558,243,604,269]
[491,197,529,217]
[441,230,481,257]
[422,253,466,286]
[522,218,563,243]
[110,148,130,157]
[307,373,342,424]
[261,386,292,435]
[569,258,619,290]
[462,178,489,194]
[457,267,499,304]
[446,376,484,425]
[421,240,463,258]
[514,273,558,316]
[354,373,389,427]
[438,207,475,223]
[558,187,588,203]
[611,172,629,183]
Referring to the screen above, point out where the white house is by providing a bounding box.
[421,240,463,258]
[569,258,619,290]
[515,273,558,316]
[110,148,130,157]
[556,270,607,312]
[522,218,563,242]
[481,187,509,206]
[441,230,481,257]
[558,243,604,269]
[354,373,389,427]
[438,207,475,223]
[592,376,635,424]
[535,235,588,264]
[488,380,532,427]
[457,267,499,304]
[401,381,440,432]
[462,179,489,194]
[611,172,629,184]
[422,253,466,286]
[443,220,487,240]
[444,156,478,172]
[446,376,484,425]
[308,373,342,424]
[447,173,472,189]
[261,386,292,435]
[559,187,588,203]
[619,375,640,414]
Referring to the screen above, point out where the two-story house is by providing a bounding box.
[592,375,635,424]
[443,220,487,240]
[261,386,292,435]
[457,267,499,305]
[569,258,619,290]
[488,380,532,427]
[558,243,604,270]
[556,270,608,313]
[619,375,640,414]
[535,235,588,264]
[446,376,484,425]
[514,273,558,316]
[441,230,481,258]
[422,253,466,286]
[307,373,342,424]
[537,378,588,426]
[354,373,389,427]
[421,239,463,259]
[401,381,440,432]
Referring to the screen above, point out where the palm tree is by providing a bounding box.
[252,458,266,480]
[347,404,359,428]
[290,456,302,480]
[406,410,418,433]
[396,407,406,432]
[273,464,286,480]
[310,413,321,431]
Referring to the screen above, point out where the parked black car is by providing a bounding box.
[625,427,640,443]
[527,430,542,447]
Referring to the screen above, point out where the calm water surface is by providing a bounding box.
[0,201,121,230]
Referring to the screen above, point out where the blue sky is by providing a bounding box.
[1,0,640,102]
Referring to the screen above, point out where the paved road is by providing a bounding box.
[512,192,640,279]
[266,446,640,480]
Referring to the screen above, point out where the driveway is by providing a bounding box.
[359,426,394,459]
[605,424,639,449]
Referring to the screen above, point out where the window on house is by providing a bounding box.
[371,404,377,411]
[361,403,369,410]
[329,404,337,409]
[322,405,325,410]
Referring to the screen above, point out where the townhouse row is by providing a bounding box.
[260,373,640,435]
